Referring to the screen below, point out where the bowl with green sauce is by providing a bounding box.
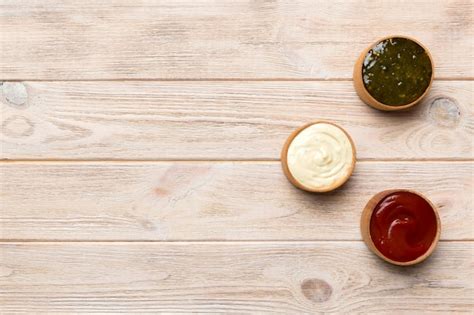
[353,36,434,111]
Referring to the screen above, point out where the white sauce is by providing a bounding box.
[287,123,354,190]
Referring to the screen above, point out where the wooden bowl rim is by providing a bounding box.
[353,35,435,111]
[360,189,441,266]
[280,121,356,193]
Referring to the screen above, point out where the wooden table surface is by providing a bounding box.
[1,1,473,313]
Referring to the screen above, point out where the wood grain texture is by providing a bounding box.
[1,0,472,80]
[1,242,472,313]
[1,81,472,160]
[1,161,472,241]
[1,2,473,312]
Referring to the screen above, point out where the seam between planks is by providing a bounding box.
[1,159,473,164]
[1,78,473,82]
[0,240,472,244]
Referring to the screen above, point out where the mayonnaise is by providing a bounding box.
[287,122,355,190]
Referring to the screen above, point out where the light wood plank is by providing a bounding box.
[0,242,472,313]
[1,81,472,160]
[1,0,472,80]
[1,161,471,241]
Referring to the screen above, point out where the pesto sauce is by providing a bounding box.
[362,37,432,106]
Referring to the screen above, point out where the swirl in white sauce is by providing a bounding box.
[287,123,354,190]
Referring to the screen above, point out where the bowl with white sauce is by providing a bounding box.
[281,121,356,192]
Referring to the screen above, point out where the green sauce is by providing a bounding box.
[362,37,432,106]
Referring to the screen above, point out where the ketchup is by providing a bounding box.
[370,191,437,262]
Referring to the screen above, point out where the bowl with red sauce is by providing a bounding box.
[361,189,441,266]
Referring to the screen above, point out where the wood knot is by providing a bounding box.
[428,97,461,128]
[2,82,28,106]
[2,115,35,138]
[0,266,14,277]
[301,278,332,303]
[141,220,156,231]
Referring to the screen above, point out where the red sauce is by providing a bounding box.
[370,191,437,262]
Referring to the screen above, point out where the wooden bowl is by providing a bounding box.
[353,35,434,111]
[360,189,441,266]
[281,121,356,193]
